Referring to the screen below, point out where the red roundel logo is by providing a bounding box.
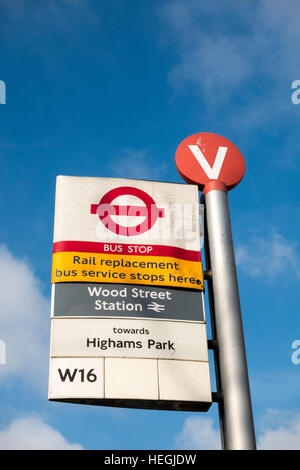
[175,132,246,191]
[90,187,164,236]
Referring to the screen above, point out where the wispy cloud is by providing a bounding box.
[167,33,253,102]
[236,232,300,280]
[0,0,100,64]
[0,0,97,30]
[162,0,300,97]
[160,0,300,136]
[109,147,167,181]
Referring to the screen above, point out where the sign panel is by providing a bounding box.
[49,176,211,411]
[52,283,205,322]
[51,176,203,290]
[49,357,212,407]
[50,318,209,361]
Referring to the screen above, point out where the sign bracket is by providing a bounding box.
[211,392,223,403]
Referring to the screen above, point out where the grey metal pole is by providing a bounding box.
[204,183,256,450]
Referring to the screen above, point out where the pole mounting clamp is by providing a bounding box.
[207,339,218,351]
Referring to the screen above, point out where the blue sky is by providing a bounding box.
[0,0,300,450]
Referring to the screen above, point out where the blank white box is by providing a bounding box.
[158,360,212,403]
[48,357,104,399]
[105,358,158,400]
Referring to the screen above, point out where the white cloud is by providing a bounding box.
[0,416,82,450]
[258,409,300,450]
[235,232,300,280]
[174,416,221,450]
[109,148,167,180]
[175,409,300,450]
[0,245,50,390]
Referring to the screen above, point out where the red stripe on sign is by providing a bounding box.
[53,241,201,262]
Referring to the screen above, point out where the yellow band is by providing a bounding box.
[52,251,204,290]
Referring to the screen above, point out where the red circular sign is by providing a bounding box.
[90,187,164,236]
[175,132,246,191]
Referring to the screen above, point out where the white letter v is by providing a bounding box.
[188,145,228,179]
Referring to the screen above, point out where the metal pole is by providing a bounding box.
[203,211,225,449]
[204,183,256,450]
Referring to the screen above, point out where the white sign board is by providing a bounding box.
[48,176,211,411]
